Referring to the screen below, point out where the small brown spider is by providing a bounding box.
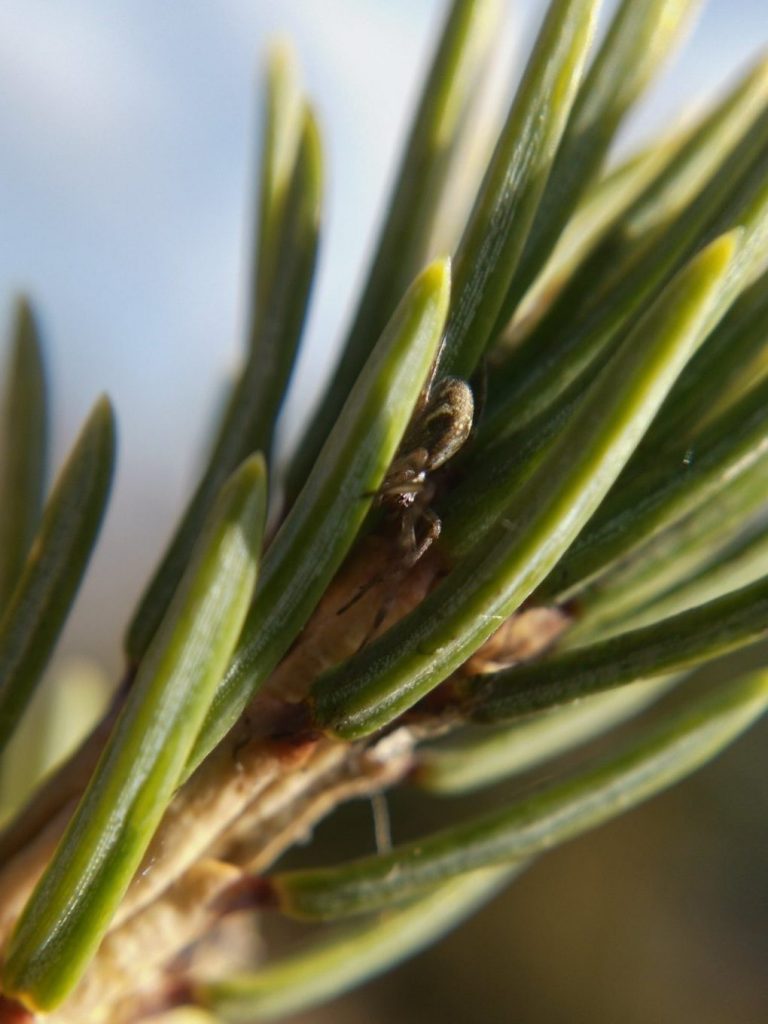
[379,374,474,565]
[335,375,473,626]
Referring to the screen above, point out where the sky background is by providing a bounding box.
[0,0,766,665]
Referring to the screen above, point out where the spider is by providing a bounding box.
[378,374,474,566]
[335,374,473,626]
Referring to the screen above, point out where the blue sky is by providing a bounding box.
[0,0,765,665]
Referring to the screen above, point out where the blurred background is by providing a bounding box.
[0,1,766,1021]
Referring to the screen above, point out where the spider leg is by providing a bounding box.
[398,506,419,561]
[335,576,378,616]
[401,505,441,567]
[364,587,399,644]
